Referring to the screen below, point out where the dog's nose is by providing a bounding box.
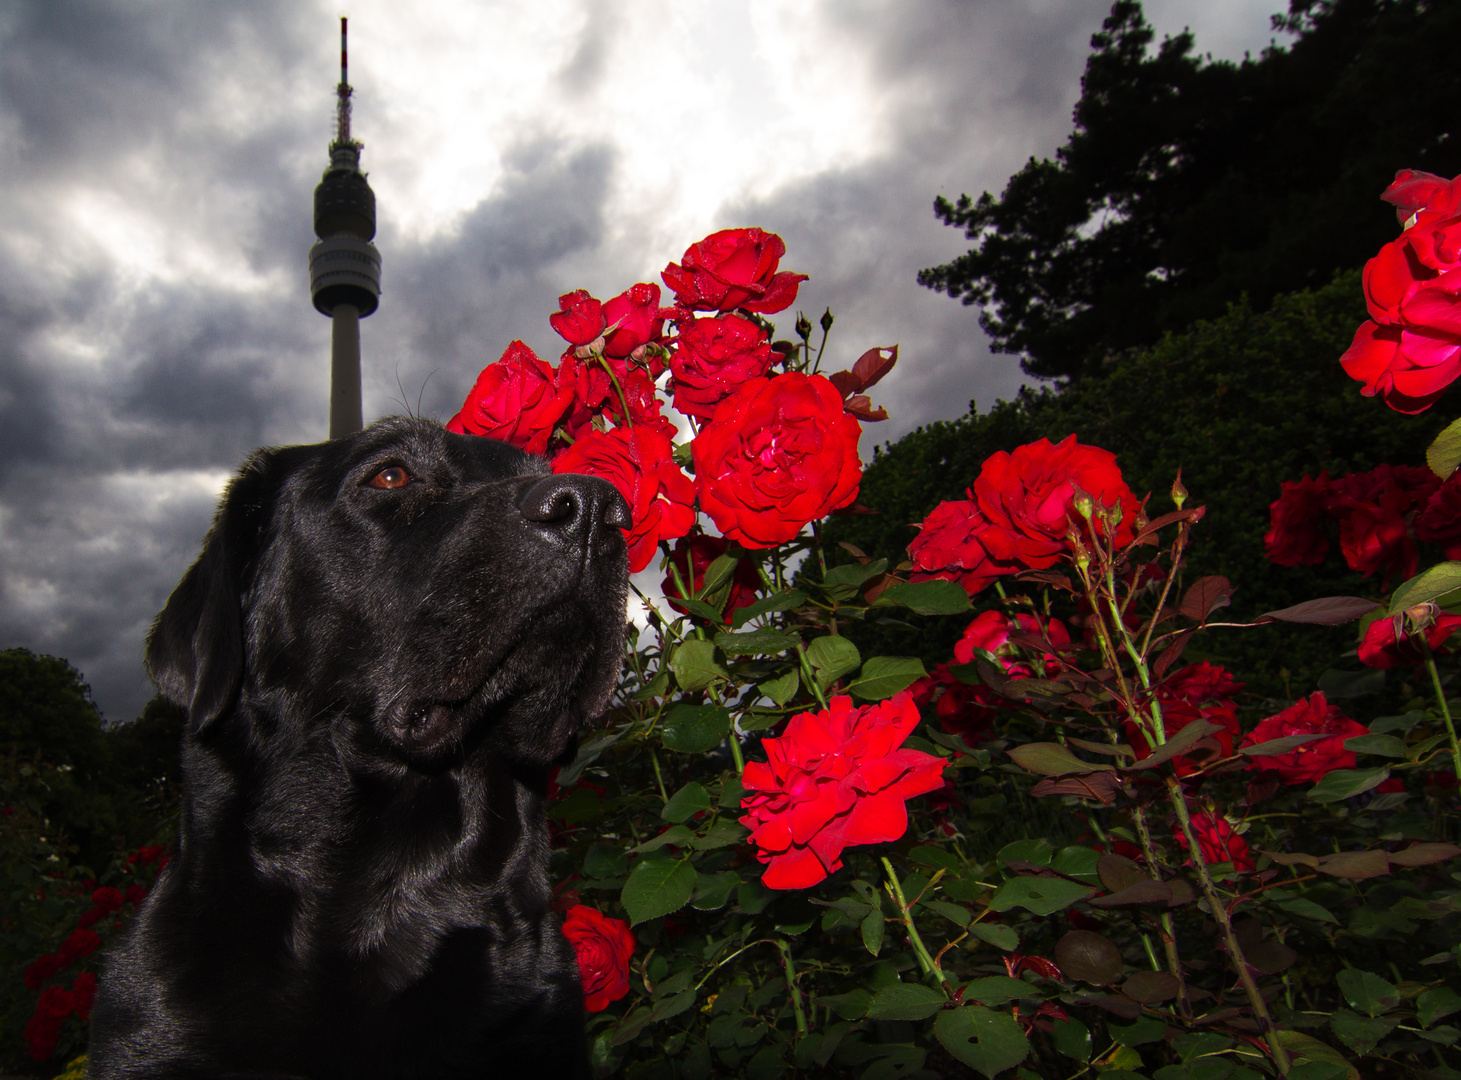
[518,474,631,534]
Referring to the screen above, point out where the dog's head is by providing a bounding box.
[146,418,629,768]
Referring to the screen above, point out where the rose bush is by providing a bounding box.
[1240,692,1370,784]
[661,227,807,314]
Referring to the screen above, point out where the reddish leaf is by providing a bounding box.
[1167,878,1196,906]
[1247,941,1298,974]
[844,394,889,421]
[1245,775,1281,807]
[1179,576,1234,621]
[1259,596,1382,625]
[837,541,869,560]
[1086,994,1142,1019]
[1133,505,1207,545]
[1260,850,1320,869]
[1054,931,1122,986]
[1151,629,1196,680]
[1096,855,1147,893]
[1122,971,1181,1004]
[830,502,879,516]
[1031,772,1124,805]
[1016,568,1077,592]
[1125,719,1225,770]
[827,369,860,397]
[1388,842,1461,867]
[1089,881,1172,907]
[1317,850,1391,879]
[850,345,898,391]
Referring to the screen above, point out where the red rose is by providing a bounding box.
[23,954,62,991]
[601,283,669,359]
[549,289,606,347]
[693,373,862,548]
[1382,169,1461,226]
[552,425,694,573]
[560,904,635,1014]
[1160,661,1244,706]
[1416,473,1461,556]
[557,354,676,443]
[911,436,1139,596]
[446,341,574,455]
[1358,610,1461,668]
[58,927,100,967]
[70,971,96,1023]
[662,227,807,314]
[1124,697,1240,778]
[24,985,74,1061]
[908,663,1002,746]
[739,694,946,889]
[124,884,148,906]
[1176,810,1254,872]
[953,610,1070,674]
[1241,692,1369,784]
[91,885,124,914]
[661,534,761,623]
[670,314,777,419]
[1264,473,1332,566]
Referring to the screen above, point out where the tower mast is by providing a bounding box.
[309,16,381,439]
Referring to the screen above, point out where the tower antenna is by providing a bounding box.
[334,16,356,149]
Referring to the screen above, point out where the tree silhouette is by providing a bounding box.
[919,0,1461,380]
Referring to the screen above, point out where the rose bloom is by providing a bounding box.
[908,664,1002,746]
[549,289,606,347]
[446,341,574,455]
[601,282,669,360]
[1176,811,1254,872]
[662,227,808,314]
[560,905,635,1014]
[693,372,862,548]
[911,436,1139,596]
[552,425,695,573]
[1160,661,1244,706]
[670,313,777,419]
[25,984,74,1061]
[953,610,1071,674]
[908,495,987,592]
[1240,691,1369,784]
[1125,697,1240,778]
[1358,611,1461,668]
[661,534,761,623]
[58,927,100,967]
[1264,473,1332,567]
[1416,473,1461,557]
[739,694,946,889]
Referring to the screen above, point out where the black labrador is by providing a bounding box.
[88,418,629,1079]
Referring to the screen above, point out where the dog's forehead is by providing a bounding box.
[308,418,548,485]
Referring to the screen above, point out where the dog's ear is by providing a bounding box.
[146,448,284,734]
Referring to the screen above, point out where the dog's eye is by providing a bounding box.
[366,466,412,490]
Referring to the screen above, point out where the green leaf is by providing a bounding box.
[662,781,712,823]
[1389,561,1461,615]
[661,703,731,753]
[1307,766,1390,803]
[805,635,861,688]
[1428,417,1461,478]
[815,990,872,1021]
[632,825,695,853]
[873,579,973,615]
[820,558,887,597]
[1336,968,1399,1017]
[631,670,670,701]
[866,983,947,1021]
[650,987,698,1023]
[730,589,807,629]
[677,597,728,624]
[621,857,696,925]
[1239,733,1330,757]
[670,639,729,691]
[1006,742,1112,776]
[847,656,928,701]
[961,976,1035,1005]
[922,899,972,927]
[583,843,628,880]
[1341,733,1407,758]
[1272,896,1338,924]
[738,708,783,731]
[987,876,1094,916]
[1052,1018,1091,1062]
[692,820,748,850]
[1050,845,1103,885]
[861,909,885,956]
[968,922,1019,951]
[997,839,1054,867]
[758,669,799,705]
[1329,1009,1398,1056]
[700,553,741,595]
[1420,987,1461,1028]
[1109,1015,1168,1046]
[737,880,772,914]
[934,1005,1030,1078]
[714,628,798,656]
[691,870,740,911]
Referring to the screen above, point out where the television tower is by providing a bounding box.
[309,17,381,439]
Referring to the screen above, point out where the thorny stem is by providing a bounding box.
[596,354,634,430]
[1138,521,1191,657]
[648,746,669,804]
[1165,777,1292,1075]
[776,939,808,1036]
[796,644,829,709]
[1131,803,1191,1018]
[1420,636,1461,785]
[880,857,951,993]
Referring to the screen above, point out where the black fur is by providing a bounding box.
[88,418,629,1079]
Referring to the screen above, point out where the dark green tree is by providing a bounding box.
[919,0,1461,380]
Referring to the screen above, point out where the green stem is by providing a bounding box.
[1421,637,1461,785]
[796,644,829,709]
[776,939,808,1036]
[880,857,950,992]
[649,747,669,805]
[1131,803,1191,1018]
[597,354,634,429]
[1165,778,1291,1074]
[726,728,746,774]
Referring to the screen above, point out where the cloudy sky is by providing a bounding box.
[0,0,1285,722]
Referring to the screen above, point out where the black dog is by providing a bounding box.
[89,418,629,1079]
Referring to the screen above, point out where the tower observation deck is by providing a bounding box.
[310,17,380,439]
